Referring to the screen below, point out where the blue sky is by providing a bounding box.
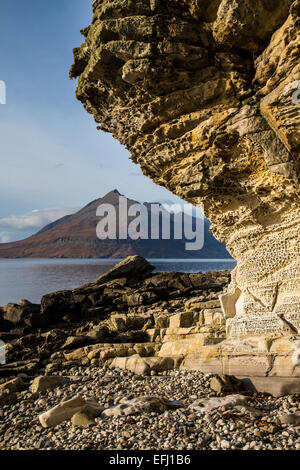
[0,0,183,242]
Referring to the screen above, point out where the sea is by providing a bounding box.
[0,258,236,306]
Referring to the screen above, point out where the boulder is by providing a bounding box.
[110,354,177,375]
[1,300,40,327]
[0,377,25,394]
[2,303,27,324]
[115,330,148,343]
[71,410,96,427]
[209,374,242,393]
[133,343,158,357]
[24,313,50,329]
[40,256,155,320]
[18,299,40,311]
[63,347,88,362]
[61,336,92,350]
[143,356,178,373]
[30,375,64,393]
[109,315,127,332]
[111,354,151,376]
[39,394,87,428]
[0,377,25,406]
[93,255,154,285]
[109,313,153,332]
[0,309,17,332]
[202,309,225,327]
[85,325,110,342]
[71,399,104,427]
[41,290,76,320]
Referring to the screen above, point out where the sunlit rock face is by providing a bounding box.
[71,0,300,374]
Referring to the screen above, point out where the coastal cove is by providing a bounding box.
[0,258,236,305]
[0,0,299,454]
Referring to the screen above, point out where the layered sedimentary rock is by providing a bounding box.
[70,1,300,376]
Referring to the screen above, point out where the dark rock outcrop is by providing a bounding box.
[0,256,230,374]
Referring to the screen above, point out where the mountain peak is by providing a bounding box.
[0,191,231,259]
[106,189,123,197]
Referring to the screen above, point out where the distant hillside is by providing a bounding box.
[0,190,232,259]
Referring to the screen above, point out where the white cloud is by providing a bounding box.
[0,207,79,233]
[0,232,13,243]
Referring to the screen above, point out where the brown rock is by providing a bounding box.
[0,391,17,406]
[71,399,104,427]
[209,374,242,394]
[280,412,300,425]
[0,377,25,394]
[39,395,87,428]
[30,375,64,394]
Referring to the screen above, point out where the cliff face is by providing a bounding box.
[71,1,300,370]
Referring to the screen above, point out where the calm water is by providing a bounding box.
[0,258,236,305]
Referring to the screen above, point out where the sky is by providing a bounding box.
[0,0,185,242]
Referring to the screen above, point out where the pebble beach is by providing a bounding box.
[1,366,300,451]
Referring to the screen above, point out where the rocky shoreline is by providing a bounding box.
[0,256,229,376]
[0,256,300,450]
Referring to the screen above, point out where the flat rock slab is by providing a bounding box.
[238,376,300,397]
[30,375,64,393]
[189,394,247,413]
[102,396,181,418]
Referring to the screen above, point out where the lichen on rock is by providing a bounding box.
[70,0,300,375]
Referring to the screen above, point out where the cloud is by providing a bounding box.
[0,232,13,243]
[0,207,79,233]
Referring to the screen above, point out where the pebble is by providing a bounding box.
[0,366,299,450]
